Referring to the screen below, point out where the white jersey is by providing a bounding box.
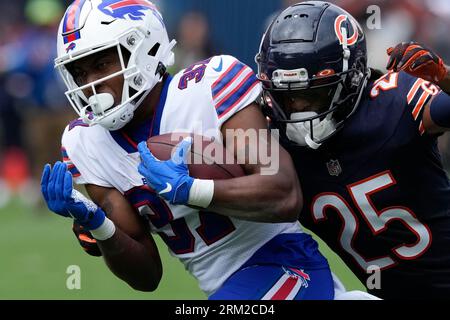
[61,55,303,296]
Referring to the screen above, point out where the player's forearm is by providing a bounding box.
[438,65,450,94]
[97,228,162,292]
[208,172,302,222]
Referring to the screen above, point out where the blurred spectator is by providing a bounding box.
[324,0,450,70]
[0,0,73,207]
[352,0,450,173]
[168,11,216,73]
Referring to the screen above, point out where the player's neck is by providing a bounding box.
[122,76,166,132]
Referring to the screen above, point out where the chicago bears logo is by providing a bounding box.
[98,0,163,24]
[334,15,359,46]
[316,69,335,77]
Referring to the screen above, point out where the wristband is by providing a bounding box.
[188,179,214,208]
[90,217,116,241]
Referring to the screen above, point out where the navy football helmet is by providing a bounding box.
[256,1,370,149]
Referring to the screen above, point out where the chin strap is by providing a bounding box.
[159,39,177,71]
[305,134,322,149]
[341,26,351,72]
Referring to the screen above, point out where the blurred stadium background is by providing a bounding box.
[0,0,449,299]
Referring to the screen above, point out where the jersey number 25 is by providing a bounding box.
[312,170,431,271]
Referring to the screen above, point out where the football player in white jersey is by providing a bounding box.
[41,0,338,299]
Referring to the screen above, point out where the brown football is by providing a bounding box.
[147,133,244,179]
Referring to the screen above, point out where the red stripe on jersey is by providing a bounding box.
[217,80,259,119]
[412,91,430,120]
[212,66,247,100]
[407,78,425,105]
[419,121,425,135]
[121,131,138,149]
[270,276,299,300]
[212,60,239,88]
[215,72,254,110]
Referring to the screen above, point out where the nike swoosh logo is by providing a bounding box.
[213,57,223,72]
[159,183,173,195]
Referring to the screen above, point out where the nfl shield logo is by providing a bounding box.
[326,159,342,176]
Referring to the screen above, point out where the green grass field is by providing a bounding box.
[0,197,365,299]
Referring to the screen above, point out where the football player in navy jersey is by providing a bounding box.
[256,1,450,299]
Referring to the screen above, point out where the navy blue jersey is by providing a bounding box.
[289,71,450,299]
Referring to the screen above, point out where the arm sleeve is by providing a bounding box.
[208,55,262,128]
[401,72,441,135]
[428,91,450,128]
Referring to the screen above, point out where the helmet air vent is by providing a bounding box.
[148,43,161,57]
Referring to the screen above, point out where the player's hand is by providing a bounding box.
[41,162,106,230]
[387,41,447,84]
[72,222,102,257]
[137,138,194,205]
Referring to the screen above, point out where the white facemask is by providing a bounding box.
[286,111,337,149]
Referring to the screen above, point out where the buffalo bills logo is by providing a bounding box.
[66,42,77,53]
[284,267,311,288]
[98,0,164,25]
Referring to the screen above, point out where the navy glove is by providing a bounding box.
[41,162,105,230]
[387,41,447,84]
[137,138,194,205]
[72,222,102,257]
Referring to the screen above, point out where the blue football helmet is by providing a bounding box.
[255,1,370,149]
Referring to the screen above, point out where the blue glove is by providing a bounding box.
[41,162,106,230]
[137,138,194,205]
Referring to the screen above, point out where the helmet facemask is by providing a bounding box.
[259,58,369,149]
[56,28,176,131]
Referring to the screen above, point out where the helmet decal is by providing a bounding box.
[334,15,359,46]
[316,69,336,77]
[98,0,163,25]
[65,42,77,53]
[63,0,88,44]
